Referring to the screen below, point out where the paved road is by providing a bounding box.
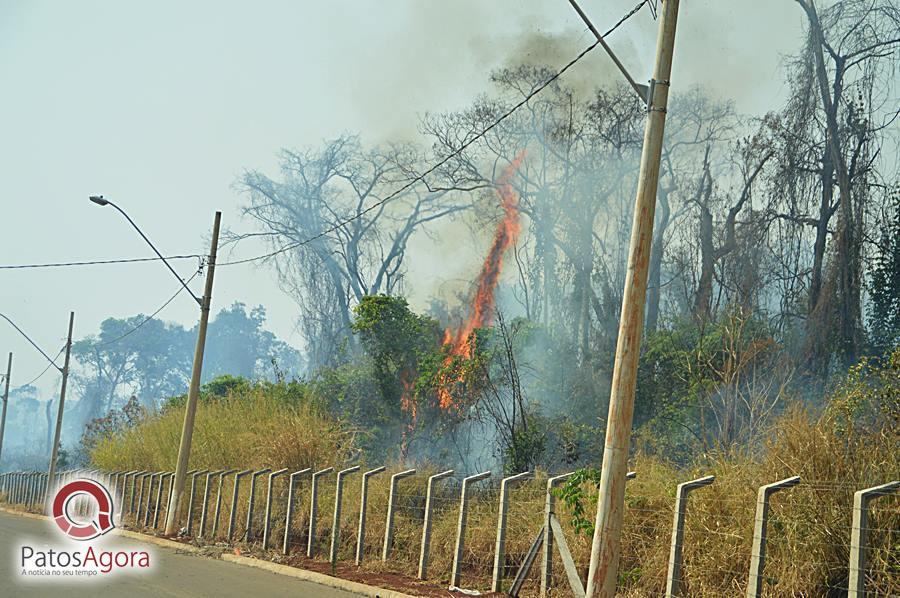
[0,510,361,597]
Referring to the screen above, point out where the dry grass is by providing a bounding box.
[93,391,898,596]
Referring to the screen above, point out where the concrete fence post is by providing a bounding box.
[212,469,237,538]
[355,466,386,565]
[451,471,492,588]
[144,472,162,527]
[198,470,223,538]
[119,471,136,522]
[308,467,334,558]
[383,468,416,561]
[665,475,715,597]
[245,468,271,542]
[492,471,534,593]
[186,469,208,535]
[227,469,253,542]
[136,472,151,523]
[849,480,899,598]
[262,468,288,550]
[128,471,144,517]
[283,468,311,555]
[418,469,454,580]
[330,465,360,565]
[746,475,800,598]
[153,472,173,528]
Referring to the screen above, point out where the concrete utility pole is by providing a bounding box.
[164,211,221,536]
[47,311,75,491]
[585,1,681,596]
[0,352,11,465]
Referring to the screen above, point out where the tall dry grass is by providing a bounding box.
[93,387,898,596]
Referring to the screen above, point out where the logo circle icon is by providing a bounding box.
[52,479,116,540]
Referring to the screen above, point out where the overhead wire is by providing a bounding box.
[95,266,203,347]
[0,255,203,270]
[218,0,649,267]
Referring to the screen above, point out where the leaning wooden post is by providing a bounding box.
[282,468,311,555]
[245,468,271,541]
[226,469,253,542]
[330,465,360,565]
[355,466,386,565]
[848,480,899,598]
[262,468,289,550]
[383,468,416,561]
[418,469,454,580]
[492,471,534,593]
[542,473,575,596]
[308,467,334,558]
[451,471,492,588]
[746,476,800,598]
[665,475,715,597]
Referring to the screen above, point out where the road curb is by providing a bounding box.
[220,554,416,598]
[114,528,204,553]
[0,506,46,521]
[2,504,416,597]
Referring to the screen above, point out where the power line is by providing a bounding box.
[13,345,66,390]
[96,267,202,347]
[0,254,203,270]
[219,1,647,267]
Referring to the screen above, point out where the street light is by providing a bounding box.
[89,196,221,536]
[89,196,201,305]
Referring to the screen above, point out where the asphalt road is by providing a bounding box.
[0,510,361,597]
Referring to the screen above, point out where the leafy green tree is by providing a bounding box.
[867,184,900,356]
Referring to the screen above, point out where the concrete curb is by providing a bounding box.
[221,554,416,598]
[0,506,45,521]
[1,504,416,597]
[114,528,204,553]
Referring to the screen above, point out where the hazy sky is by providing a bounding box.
[0,0,805,399]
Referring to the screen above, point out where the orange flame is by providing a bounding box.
[437,152,525,410]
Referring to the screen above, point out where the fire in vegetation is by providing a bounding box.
[437,152,525,410]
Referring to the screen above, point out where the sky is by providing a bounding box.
[0,0,806,401]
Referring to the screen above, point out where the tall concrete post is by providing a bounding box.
[0,353,12,466]
[165,212,221,536]
[585,2,683,595]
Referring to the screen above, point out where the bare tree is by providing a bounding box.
[237,136,468,368]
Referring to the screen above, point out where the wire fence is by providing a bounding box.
[2,468,897,597]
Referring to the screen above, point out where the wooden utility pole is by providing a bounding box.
[585,1,681,596]
[47,311,75,490]
[164,211,221,536]
[0,352,11,465]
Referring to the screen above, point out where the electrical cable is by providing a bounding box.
[219,1,648,267]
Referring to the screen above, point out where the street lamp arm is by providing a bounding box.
[101,199,202,305]
[0,312,63,373]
